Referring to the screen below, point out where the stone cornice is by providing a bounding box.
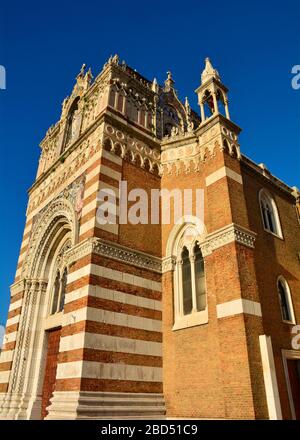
[66,238,162,273]
[203,223,257,254]
[241,155,295,198]
[195,113,242,137]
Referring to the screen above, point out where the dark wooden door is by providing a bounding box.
[41,328,61,419]
[287,359,300,419]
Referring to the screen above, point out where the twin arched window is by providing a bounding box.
[181,244,206,315]
[259,189,282,238]
[173,237,207,330]
[50,268,67,315]
[277,277,295,324]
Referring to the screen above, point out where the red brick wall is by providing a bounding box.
[241,162,300,419]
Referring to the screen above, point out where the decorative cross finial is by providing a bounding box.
[78,63,86,78]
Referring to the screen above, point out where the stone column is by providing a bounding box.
[2,280,47,420]
[177,258,183,317]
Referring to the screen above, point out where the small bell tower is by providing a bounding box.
[196,57,230,122]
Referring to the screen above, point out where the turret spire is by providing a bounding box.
[201,57,221,85]
[164,71,175,92]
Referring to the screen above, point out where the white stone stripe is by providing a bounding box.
[15,267,22,277]
[60,332,162,357]
[81,199,98,217]
[83,181,99,199]
[79,218,96,235]
[9,299,22,312]
[83,181,120,202]
[101,149,122,165]
[4,332,17,344]
[56,360,162,382]
[10,281,25,296]
[20,236,29,251]
[86,154,122,184]
[79,219,119,235]
[68,263,161,292]
[17,253,25,264]
[0,350,14,363]
[82,201,120,219]
[217,298,262,319]
[259,335,282,419]
[23,223,32,236]
[86,164,101,182]
[98,181,120,197]
[0,371,10,383]
[100,165,121,181]
[65,284,162,311]
[82,201,119,220]
[6,314,20,327]
[63,307,161,332]
[206,166,243,186]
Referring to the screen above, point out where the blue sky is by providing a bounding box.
[0,0,299,325]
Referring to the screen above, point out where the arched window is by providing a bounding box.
[63,97,80,152]
[59,268,68,312]
[259,189,283,238]
[51,271,60,315]
[50,267,68,315]
[194,244,206,311]
[202,90,215,119]
[277,277,295,324]
[170,223,208,330]
[182,247,193,315]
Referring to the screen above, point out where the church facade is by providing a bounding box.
[0,55,299,420]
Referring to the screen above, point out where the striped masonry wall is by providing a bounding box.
[0,282,25,392]
[14,218,34,283]
[1,196,44,391]
[55,249,163,394]
[79,149,122,242]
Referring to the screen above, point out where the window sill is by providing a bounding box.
[282,319,296,325]
[263,227,284,240]
[172,308,208,331]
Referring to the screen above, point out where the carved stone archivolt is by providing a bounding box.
[22,197,78,278]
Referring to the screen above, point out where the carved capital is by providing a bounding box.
[162,256,177,273]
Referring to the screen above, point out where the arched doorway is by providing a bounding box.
[7,198,78,420]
